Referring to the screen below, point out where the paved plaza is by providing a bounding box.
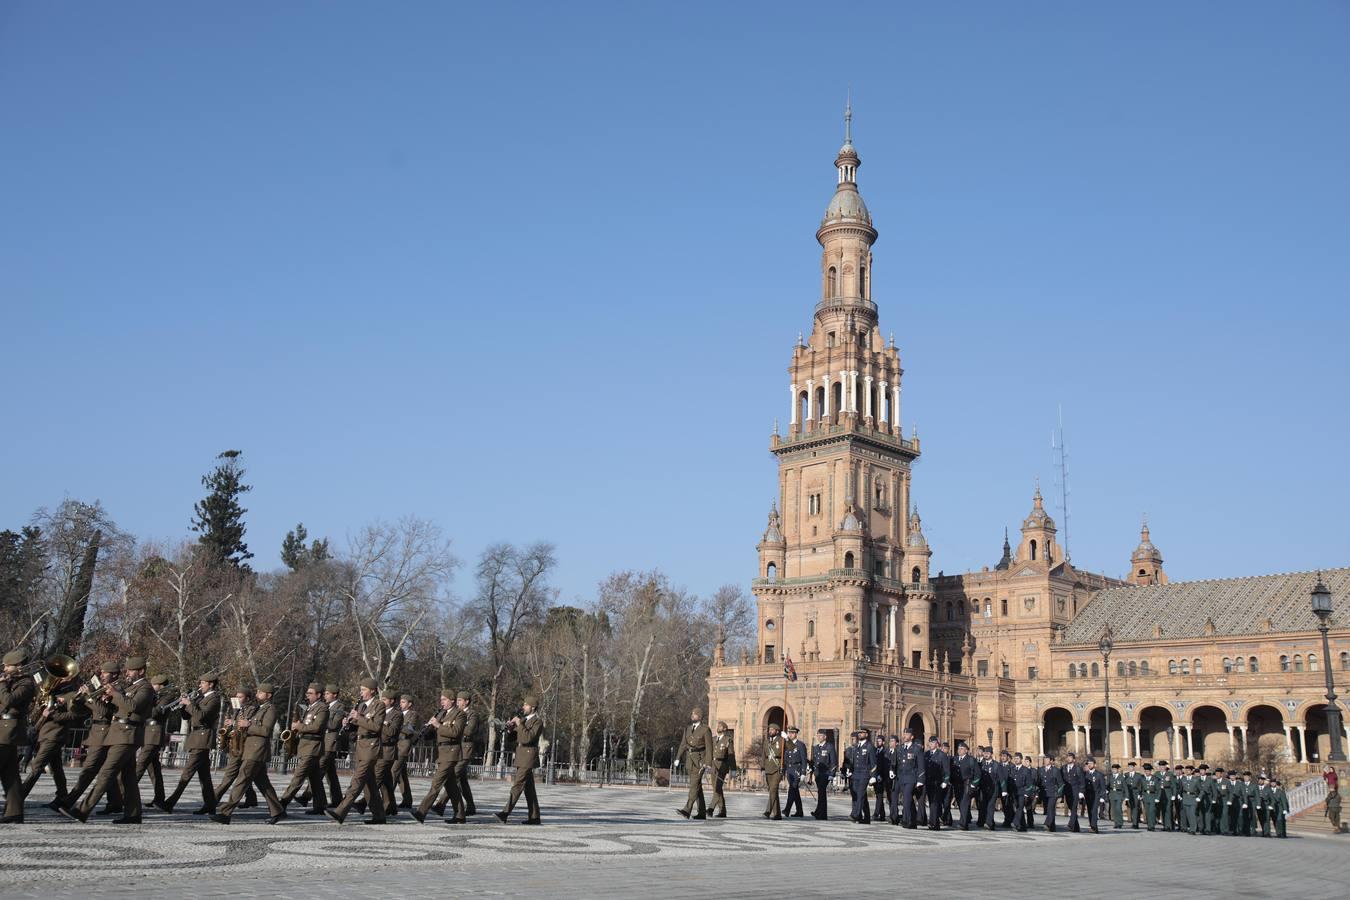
[1,779,1346,899]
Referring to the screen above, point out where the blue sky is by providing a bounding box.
[3,2,1347,603]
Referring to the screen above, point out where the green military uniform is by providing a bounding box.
[762,729,785,819]
[329,681,387,824]
[1255,778,1274,836]
[162,680,221,813]
[372,691,402,816]
[316,687,346,808]
[1270,780,1289,838]
[1157,763,1176,830]
[215,686,285,822]
[66,670,123,813]
[391,695,416,809]
[1108,766,1127,828]
[1140,767,1161,830]
[453,699,479,816]
[21,685,82,809]
[1179,770,1201,834]
[134,675,174,807]
[710,726,736,817]
[0,650,38,822]
[278,685,329,813]
[415,690,467,823]
[71,658,155,823]
[497,697,544,824]
[1125,763,1143,828]
[677,717,716,819]
[214,696,257,809]
[1209,770,1230,834]
[1238,775,1256,835]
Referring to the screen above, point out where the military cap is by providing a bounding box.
[123,655,147,670]
[400,693,413,702]
[1198,763,1209,770]
[325,683,340,694]
[1143,763,1153,770]
[928,736,939,743]
[999,750,1011,758]
[901,728,913,736]
[306,682,322,692]
[1126,760,1137,766]
[1215,767,1225,773]
[150,674,170,686]
[786,725,799,733]
[256,682,274,694]
[441,688,455,699]
[1111,763,1120,769]
[100,661,118,674]
[856,727,869,735]
[199,673,219,683]
[1013,752,1024,759]
[522,695,538,707]
[1258,773,1268,780]
[1243,770,1253,777]
[380,689,397,700]
[456,690,470,701]
[1158,760,1169,766]
[2,649,29,666]
[359,677,377,691]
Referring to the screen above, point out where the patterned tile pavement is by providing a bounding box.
[1,778,1346,898]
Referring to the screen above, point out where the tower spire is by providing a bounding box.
[844,89,852,144]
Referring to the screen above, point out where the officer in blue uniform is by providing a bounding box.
[810,729,837,820]
[924,736,949,830]
[842,728,877,823]
[783,726,808,818]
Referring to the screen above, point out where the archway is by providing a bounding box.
[1190,705,1229,761]
[1043,707,1074,756]
[906,712,927,746]
[1138,706,1174,759]
[1246,704,1284,760]
[1087,705,1123,758]
[763,706,786,734]
[1304,704,1330,764]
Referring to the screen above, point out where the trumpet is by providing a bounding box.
[171,689,203,710]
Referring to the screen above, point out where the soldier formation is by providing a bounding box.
[672,717,1297,839]
[0,648,544,826]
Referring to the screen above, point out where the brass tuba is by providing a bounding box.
[35,654,79,703]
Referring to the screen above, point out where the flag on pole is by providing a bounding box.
[783,652,797,682]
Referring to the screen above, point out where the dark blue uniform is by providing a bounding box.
[892,738,924,827]
[1062,761,1086,832]
[843,739,876,822]
[924,746,950,829]
[1084,766,1106,832]
[810,739,837,820]
[783,737,808,817]
[952,751,981,829]
[871,739,891,822]
[1040,762,1064,831]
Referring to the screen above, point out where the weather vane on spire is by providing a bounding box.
[844,89,852,143]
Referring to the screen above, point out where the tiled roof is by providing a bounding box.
[1062,567,1350,644]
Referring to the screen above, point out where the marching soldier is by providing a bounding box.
[1180,764,1201,834]
[1108,763,1127,828]
[1014,754,1039,832]
[412,689,465,824]
[1125,759,1144,828]
[134,673,174,810]
[213,689,257,810]
[1,649,38,823]
[869,732,891,823]
[952,742,980,830]
[20,673,81,811]
[301,683,346,811]
[809,730,837,820]
[63,655,155,824]
[1197,763,1215,831]
[278,683,329,814]
[1140,763,1161,830]
[923,736,949,830]
[1000,751,1019,829]
[327,677,386,825]
[160,675,221,813]
[894,729,923,828]
[760,722,785,820]
[1062,751,1085,832]
[710,721,736,818]
[495,695,544,825]
[65,662,122,815]
[454,692,479,816]
[675,708,715,820]
[1211,766,1232,834]
[784,726,808,818]
[392,694,417,809]
[1157,760,1176,831]
[939,740,954,826]
[1270,777,1289,838]
[1039,754,1063,832]
[843,728,876,824]
[212,682,285,824]
[1083,757,1105,833]
[374,689,402,817]
[1238,770,1256,836]
[1255,773,1273,837]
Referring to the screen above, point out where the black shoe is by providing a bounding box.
[431,805,445,816]
[465,806,477,816]
[325,809,345,825]
[361,818,387,825]
[1091,826,1100,834]
[771,815,782,821]
[45,799,67,812]
[98,807,123,816]
[192,806,213,815]
[398,800,413,809]
[523,818,541,825]
[677,808,691,819]
[495,811,509,824]
[209,814,231,825]
[304,809,327,815]
[407,808,424,823]
[453,816,467,824]
[152,799,173,814]
[715,811,726,818]
[692,813,707,820]
[0,816,22,824]
[812,812,825,820]
[268,812,288,825]
[353,801,367,815]
[849,814,860,822]
[294,793,310,805]
[239,801,257,809]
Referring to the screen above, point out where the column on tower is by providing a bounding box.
[893,384,901,432]
[849,371,858,412]
[878,380,888,425]
[805,379,814,423]
[789,384,798,427]
[864,375,873,420]
[822,376,831,420]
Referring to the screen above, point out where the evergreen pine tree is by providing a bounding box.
[191,449,254,569]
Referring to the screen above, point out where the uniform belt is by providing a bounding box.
[192,725,210,730]
[115,718,133,724]
[438,740,457,746]
[300,733,321,740]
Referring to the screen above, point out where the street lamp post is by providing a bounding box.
[1311,575,1346,763]
[1099,631,1114,770]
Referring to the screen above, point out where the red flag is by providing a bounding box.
[783,653,797,682]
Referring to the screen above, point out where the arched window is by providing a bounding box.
[1234,656,1245,673]
[807,619,815,638]
[815,386,826,419]
[1116,661,1125,676]
[859,264,867,298]
[1090,663,1099,678]
[1294,655,1303,672]
[828,266,838,297]
[1138,569,1147,578]
[832,381,843,417]
[1193,658,1202,674]
[1180,659,1190,675]
[1341,651,1349,671]
[1128,661,1138,676]
[1001,598,1009,616]
[874,481,886,508]
[1168,659,1178,675]
[798,391,809,425]
[1309,653,1319,672]
[1030,540,1038,561]
[983,599,992,618]
[911,566,921,583]
[765,562,777,581]
[1222,657,1232,674]
[1280,655,1290,672]
[1249,656,1259,673]
[1140,660,1150,675]
[1068,665,1076,679]
[945,602,954,622]
[844,551,855,569]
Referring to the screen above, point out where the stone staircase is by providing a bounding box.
[1288,794,1345,836]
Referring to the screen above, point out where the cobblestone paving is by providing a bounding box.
[2,779,1346,898]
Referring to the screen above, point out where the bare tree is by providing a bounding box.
[31,499,132,656]
[469,542,557,765]
[142,543,233,688]
[337,517,457,688]
[702,584,755,659]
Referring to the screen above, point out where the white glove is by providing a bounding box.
[1001,792,1007,797]
[1078,793,1084,799]
[941,783,948,789]
[1242,804,1247,809]
[869,777,876,785]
